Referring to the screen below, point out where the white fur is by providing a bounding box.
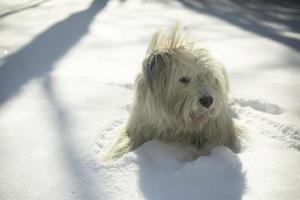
[104,25,239,162]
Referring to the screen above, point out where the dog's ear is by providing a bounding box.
[142,51,171,92]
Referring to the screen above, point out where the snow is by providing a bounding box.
[0,0,300,199]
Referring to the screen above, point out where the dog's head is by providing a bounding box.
[142,27,229,130]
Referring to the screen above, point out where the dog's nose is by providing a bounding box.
[199,96,213,108]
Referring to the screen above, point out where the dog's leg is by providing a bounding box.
[103,129,133,162]
[195,143,218,157]
[103,128,145,162]
[196,107,238,157]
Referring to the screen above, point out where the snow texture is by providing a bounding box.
[0,0,300,200]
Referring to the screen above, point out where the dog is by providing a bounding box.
[104,25,239,161]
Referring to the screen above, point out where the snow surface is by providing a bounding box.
[0,0,300,199]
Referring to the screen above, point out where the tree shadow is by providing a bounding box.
[43,76,100,200]
[0,0,50,19]
[0,0,108,106]
[177,0,300,51]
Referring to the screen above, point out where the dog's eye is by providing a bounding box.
[179,77,190,84]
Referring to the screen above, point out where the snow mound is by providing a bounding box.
[230,97,283,115]
[231,98,300,150]
[95,140,245,200]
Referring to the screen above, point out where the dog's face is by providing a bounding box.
[143,48,228,130]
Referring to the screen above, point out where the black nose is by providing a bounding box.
[199,96,213,108]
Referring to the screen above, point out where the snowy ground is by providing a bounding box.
[0,0,300,199]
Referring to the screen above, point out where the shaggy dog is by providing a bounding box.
[104,25,239,161]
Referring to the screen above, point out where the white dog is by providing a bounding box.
[104,25,239,161]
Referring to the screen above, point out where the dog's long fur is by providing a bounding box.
[104,25,238,161]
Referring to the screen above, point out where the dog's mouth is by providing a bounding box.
[189,112,206,127]
[189,109,213,125]
[190,112,204,121]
